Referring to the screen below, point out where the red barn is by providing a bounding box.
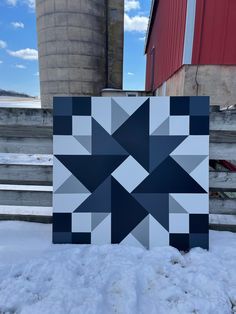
[145,0,236,106]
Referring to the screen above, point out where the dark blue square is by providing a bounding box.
[73,97,91,116]
[53,232,72,244]
[190,116,209,135]
[190,214,209,233]
[189,97,209,116]
[72,233,91,244]
[53,116,72,135]
[189,233,209,250]
[53,213,71,232]
[53,97,73,116]
[170,234,189,251]
[170,97,190,115]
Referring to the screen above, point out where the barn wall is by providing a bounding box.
[145,0,187,91]
[192,0,236,64]
[146,0,236,92]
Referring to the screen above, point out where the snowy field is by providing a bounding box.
[0,222,236,314]
[0,97,41,108]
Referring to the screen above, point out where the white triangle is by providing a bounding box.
[75,136,91,154]
[91,214,111,245]
[92,97,112,134]
[54,136,91,155]
[149,215,169,249]
[150,97,170,135]
[151,118,169,136]
[53,193,91,213]
[190,157,209,192]
[53,156,71,191]
[171,136,209,156]
[170,194,209,214]
[92,213,110,230]
[113,97,148,116]
[169,195,187,213]
[120,233,145,249]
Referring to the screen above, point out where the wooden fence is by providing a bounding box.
[0,106,235,231]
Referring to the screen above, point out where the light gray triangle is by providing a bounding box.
[53,156,71,191]
[131,215,149,249]
[75,136,91,154]
[55,175,90,194]
[169,195,187,213]
[111,99,130,134]
[92,213,110,231]
[151,118,169,136]
[171,155,207,174]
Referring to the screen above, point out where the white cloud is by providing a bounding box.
[128,72,134,76]
[139,36,146,41]
[11,22,24,29]
[6,0,35,9]
[6,0,17,6]
[34,72,39,76]
[25,0,35,9]
[8,48,38,60]
[16,64,26,69]
[125,0,140,12]
[0,40,7,49]
[0,61,3,64]
[124,13,149,32]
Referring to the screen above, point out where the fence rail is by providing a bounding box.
[0,106,235,231]
[1,163,236,191]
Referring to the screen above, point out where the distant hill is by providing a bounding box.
[0,89,33,98]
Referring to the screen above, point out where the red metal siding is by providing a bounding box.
[145,0,187,91]
[192,0,236,64]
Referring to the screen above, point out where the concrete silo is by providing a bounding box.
[36,0,124,108]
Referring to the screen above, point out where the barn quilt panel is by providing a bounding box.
[53,96,209,250]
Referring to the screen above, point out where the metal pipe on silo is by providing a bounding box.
[36,0,124,108]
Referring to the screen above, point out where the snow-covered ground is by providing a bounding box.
[0,97,41,108]
[0,222,236,314]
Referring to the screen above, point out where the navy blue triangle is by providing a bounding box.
[111,178,148,243]
[113,99,150,171]
[92,119,128,155]
[74,176,111,213]
[134,156,206,193]
[149,136,187,172]
[132,193,169,230]
[56,155,127,192]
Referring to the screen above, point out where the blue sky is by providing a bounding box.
[0,0,151,97]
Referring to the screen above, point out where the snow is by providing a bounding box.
[0,154,52,166]
[0,222,236,314]
[0,97,41,108]
[0,185,52,191]
[0,206,52,216]
[210,213,236,226]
